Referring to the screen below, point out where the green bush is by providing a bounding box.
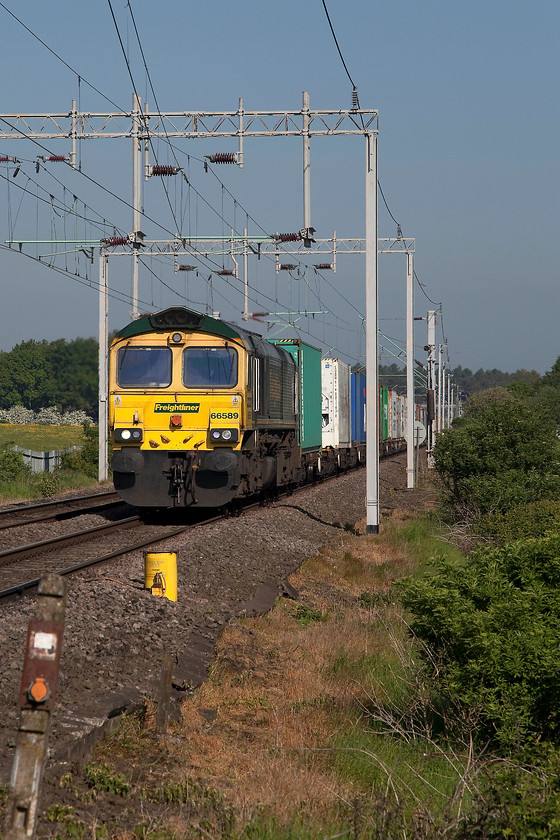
[434,389,560,517]
[399,534,560,751]
[457,745,560,839]
[0,442,30,482]
[476,499,560,544]
[60,422,106,479]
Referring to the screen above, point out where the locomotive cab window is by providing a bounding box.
[117,346,172,387]
[182,346,238,388]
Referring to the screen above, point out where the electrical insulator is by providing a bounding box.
[280,264,297,271]
[47,155,67,162]
[151,165,179,176]
[178,264,196,272]
[314,263,332,270]
[207,153,236,164]
[275,233,299,243]
[105,236,128,247]
[0,156,12,162]
[351,87,359,111]
[217,269,235,276]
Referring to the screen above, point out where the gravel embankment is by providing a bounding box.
[0,454,416,785]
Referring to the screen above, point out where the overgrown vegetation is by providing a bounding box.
[395,359,560,837]
[433,387,560,518]
[0,422,103,502]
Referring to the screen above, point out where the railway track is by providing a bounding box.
[0,490,122,530]
[0,515,192,598]
[0,463,369,600]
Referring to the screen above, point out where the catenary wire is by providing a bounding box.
[1,1,442,360]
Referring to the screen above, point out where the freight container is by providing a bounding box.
[380,385,389,441]
[389,389,398,439]
[351,370,367,443]
[321,359,351,448]
[269,338,322,452]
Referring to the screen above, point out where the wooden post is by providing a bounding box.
[4,574,67,840]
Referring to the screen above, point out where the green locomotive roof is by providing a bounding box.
[115,306,250,346]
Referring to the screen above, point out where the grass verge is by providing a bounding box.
[0,424,85,450]
[0,470,99,504]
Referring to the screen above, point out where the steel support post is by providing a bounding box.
[131,93,142,320]
[237,98,244,167]
[426,310,436,463]
[365,133,379,534]
[302,91,311,232]
[70,99,77,170]
[3,575,67,840]
[437,343,442,434]
[98,251,108,482]
[406,251,415,489]
[242,226,249,321]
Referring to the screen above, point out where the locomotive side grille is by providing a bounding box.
[267,358,283,419]
[282,365,297,419]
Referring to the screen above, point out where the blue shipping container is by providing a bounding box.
[351,371,366,443]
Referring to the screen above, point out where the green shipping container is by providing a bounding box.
[380,385,389,441]
[269,338,322,452]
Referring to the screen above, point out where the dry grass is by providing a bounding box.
[168,512,428,827]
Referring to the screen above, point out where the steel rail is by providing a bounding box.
[0,460,373,600]
[0,490,120,522]
[0,525,191,599]
[0,516,140,564]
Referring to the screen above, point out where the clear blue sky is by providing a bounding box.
[0,0,557,374]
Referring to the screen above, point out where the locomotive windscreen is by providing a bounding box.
[182,347,238,388]
[117,346,172,387]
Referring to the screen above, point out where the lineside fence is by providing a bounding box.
[13,446,80,474]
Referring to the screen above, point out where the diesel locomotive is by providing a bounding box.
[109,305,420,510]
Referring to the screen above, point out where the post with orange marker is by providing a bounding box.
[4,574,67,840]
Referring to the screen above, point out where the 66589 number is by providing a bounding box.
[210,412,239,420]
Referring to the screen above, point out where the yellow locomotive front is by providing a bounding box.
[110,307,250,508]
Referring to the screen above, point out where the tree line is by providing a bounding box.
[379,361,541,395]
[0,337,98,417]
[0,336,553,422]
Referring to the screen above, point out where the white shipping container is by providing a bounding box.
[321,359,351,448]
[389,390,406,440]
[389,389,399,440]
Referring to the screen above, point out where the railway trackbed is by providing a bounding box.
[0,515,193,598]
[0,465,367,599]
[0,490,122,530]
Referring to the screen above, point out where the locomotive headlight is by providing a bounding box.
[209,428,239,443]
[114,427,143,443]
